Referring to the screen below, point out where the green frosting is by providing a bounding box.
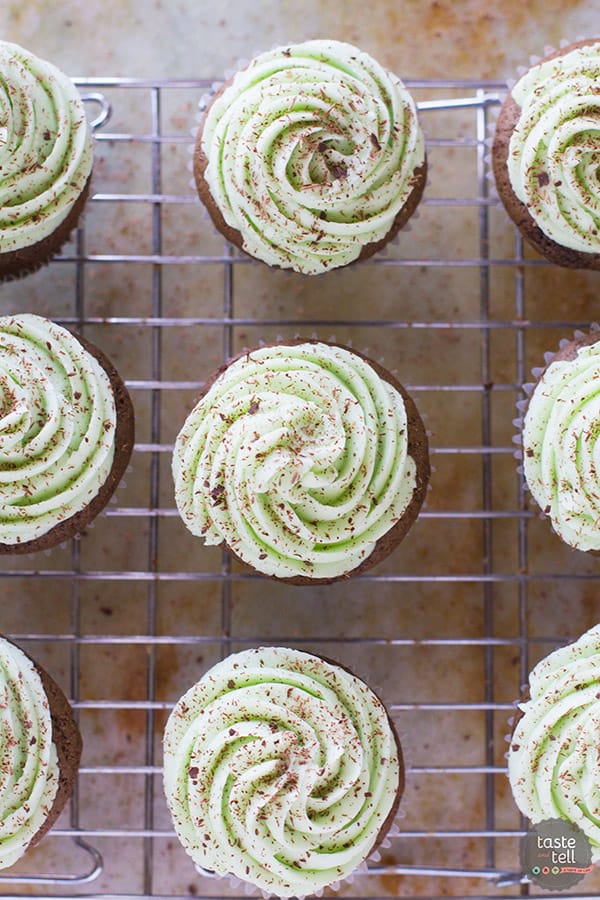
[0,41,93,253]
[0,638,59,869]
[163,647,400,897]
[523,340,600,552]
[508,42,600,254]
[200,39,425,274]
[508,625,600,861]
[0,314,116,546]
[172,342,418,579]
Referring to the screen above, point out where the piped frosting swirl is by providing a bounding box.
[508,625,600,860]
[0,314,116,547]
[508,41,600,255]
[163,646,401,897]
[0,638,59,870]
[172,342,419,580]
[0,41,93,254]
[199,39,425,274]
[522,338,600,552]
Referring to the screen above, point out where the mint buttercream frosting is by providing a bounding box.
[508,625,600,860]
[522,339,600,552]
[199,39,425,274]
[0,41,93,253]
[508,41,600,255]
[0,638,60,869]
[0,314,116,546]
[163,647,401,897]
[172,342,419,580]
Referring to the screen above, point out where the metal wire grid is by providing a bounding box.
[0,76,597,899]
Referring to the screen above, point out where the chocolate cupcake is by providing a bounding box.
[0,41,94,280]
[163,646,403,897]
[0,314,134,553]
[492,39,600,269]
[519,330,600,552]
[172,340,429,583]
[194,39,426,274]
[0,635,82,869]
[508,624,600,861]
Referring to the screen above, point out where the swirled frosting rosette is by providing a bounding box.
[194,39,426,274]
[172,341,429,581]
[163,647,403,897]
[0,314,124,551]
[0,41,93,275]
[492,40,600,269]
[0,638,60,869]
[522,333,600,552]
[508,625,600,860]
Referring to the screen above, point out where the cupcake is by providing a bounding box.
[172,340,429,583]
[508,624,600,860]
[0,635,82,870]
[492,39,600,269]
[194,39,426,274]
[0,313,134,553]
[163,646,403,897]
[520,330,600,552]
[0,41,93,280]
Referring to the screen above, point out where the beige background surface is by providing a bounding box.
[0,2,599,898]
[0,0,596,79]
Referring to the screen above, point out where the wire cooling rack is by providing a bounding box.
[0,76,599,900]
